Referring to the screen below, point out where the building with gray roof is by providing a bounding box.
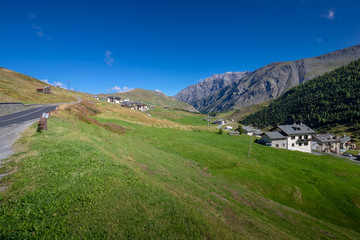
[261,124,315,153]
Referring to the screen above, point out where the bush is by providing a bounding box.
[218,128,223,135]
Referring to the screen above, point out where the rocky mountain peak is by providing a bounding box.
[175,71,250,105]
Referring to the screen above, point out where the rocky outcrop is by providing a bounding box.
[175,71,249,105]
[187,44,360,113]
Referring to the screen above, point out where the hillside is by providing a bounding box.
[99,88,198,112]
[175,71,249,105]
[185,43,360,113]
[0,101,359,238]
[0,67,93,103]
[242,59,360,136]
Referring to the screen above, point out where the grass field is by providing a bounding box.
[0,67,94,103]
[0,102,359,239]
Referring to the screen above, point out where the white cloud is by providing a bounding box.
[33,24,44,37]
[104,50,115,66]
[321,9,335,20]
[32,24,51,39]
[154,89,162,92]
[108,85,133,93]
[53,81,67,89]
[27,11,36,19]
[40,79,68,89]
[315,37,323,43]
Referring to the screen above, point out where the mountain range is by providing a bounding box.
[176,44,360,113]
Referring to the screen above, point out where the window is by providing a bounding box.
[282,143,285,147]
[291,136,295,140]
[304,135,308,139]
[304,142,308,146]
[292,143,295,147]
[276,144,279,148]
[299,135,302,140]
[299,143,302,146]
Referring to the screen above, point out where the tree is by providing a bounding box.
[218,128,223,135]
[236,125,244,135]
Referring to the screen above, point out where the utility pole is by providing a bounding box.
[207,114,209,131]
[248,133,253,158]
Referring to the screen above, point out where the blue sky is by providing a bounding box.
[0,0,359,96]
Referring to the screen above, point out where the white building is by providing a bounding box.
[262,124,315,153]
[107,96,115,103]
[242,126,263,137]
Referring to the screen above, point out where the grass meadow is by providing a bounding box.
[0,102,359,239]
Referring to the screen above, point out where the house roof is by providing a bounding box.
[277,124,315,136]
[313,133,340,143]
[242,126,263,135]
[254,129,263,135]
[339,135,351,144]
[242,126,254,131]
[264,131,287,139]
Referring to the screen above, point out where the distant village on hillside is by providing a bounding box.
[93,95,150,112]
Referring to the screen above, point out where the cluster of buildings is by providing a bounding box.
[258,123,356,155]
[106,96,149,111]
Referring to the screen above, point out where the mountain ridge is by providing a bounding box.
[175,71,249,105]
[178,43,360,113]
[242,58,360,139]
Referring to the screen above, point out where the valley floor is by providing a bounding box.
[0,102,359,239]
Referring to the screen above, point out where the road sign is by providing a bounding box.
[42,113,49,119]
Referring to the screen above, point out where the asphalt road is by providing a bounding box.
[0,106,58,162]
[0,106,57,128]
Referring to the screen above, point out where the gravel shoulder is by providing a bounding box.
[0,119,37,161]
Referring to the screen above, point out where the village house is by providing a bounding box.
[121,102,137,110]
[262,124,315,153]
[312,133,340,154]
[36,86,51,94]
[213,119,225,125]
[242,126,263,137]
[312,134,356,155]
[107,96,115,103]
[114,97,121,104]
[136,102,148,111]
[339,135,356,153]
[92,96,99,101]
[107,96,122,104]
[228,131,240,136]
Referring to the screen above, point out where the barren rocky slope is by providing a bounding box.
[175,71,249,105]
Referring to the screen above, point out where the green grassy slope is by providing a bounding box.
[99,88,198,112]
[0,102,359,239]
[0,67,94,103]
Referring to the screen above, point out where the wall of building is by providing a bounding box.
[271,139,287,149]
[287,135,312,153]
[262,135,287,149]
